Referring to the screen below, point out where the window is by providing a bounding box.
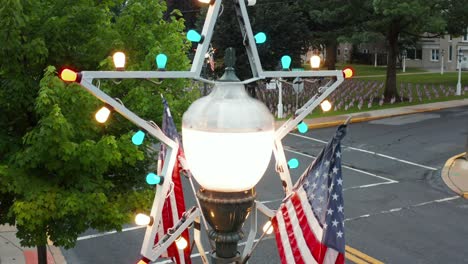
[449,45,453,62]
[464,28,468,42]
[449,35,452,42]
[337,49,341,55]
[431,49,439,61]
[416,49,422,60]
[362,49,369,54]
[407,48,422,60]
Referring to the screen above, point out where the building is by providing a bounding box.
[406,33,468,71]
[325,31,468,71]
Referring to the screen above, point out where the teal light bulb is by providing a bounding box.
[146,173,162,185]
[187,30,202,43]
[254,32,267,44]
[132,130,145,146]
[288,158,299,169]
[156,54,168,69]
[281,55,292,70]
[297,121,308,134]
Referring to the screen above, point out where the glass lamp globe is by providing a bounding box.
[182,55,274,192]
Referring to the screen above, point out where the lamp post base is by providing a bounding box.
[197,188,256,261]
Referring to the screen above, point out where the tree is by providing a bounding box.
[442,0,468,36]
[300,0,365,70]
[368,0,445,99]
[196,0,310,80]
[0,0,195,263]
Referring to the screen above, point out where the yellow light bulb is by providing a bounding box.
[175,236,188,250]
[321,100,332,112]
[113,52,126,70]
[343,67,354,78]
[310,55,321,69]
[95,106,111,123]
[60,69,79,82]
[263,221,274,235]
[135,213,152,226]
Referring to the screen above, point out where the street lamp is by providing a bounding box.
[457,49,464,96]
[402,50,407,73]
[58,0,348,262]
[441,49,445,75]
[182,48,274,261]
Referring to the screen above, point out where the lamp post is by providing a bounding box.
[183,48,274,262]
[441,49,445,75]
[456,49,464,96]
[58,0,348,262]
[402,50,407,73]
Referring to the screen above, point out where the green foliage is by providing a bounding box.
[0,0,195,249]
[196,1,310,79]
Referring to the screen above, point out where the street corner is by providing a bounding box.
[441,153,468,198]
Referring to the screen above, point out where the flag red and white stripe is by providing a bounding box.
[154,98,191,264]
[272,125,347,264]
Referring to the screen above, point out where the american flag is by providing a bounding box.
[272,125,347,264]
[154,98,191,264]
[208,52,215,72]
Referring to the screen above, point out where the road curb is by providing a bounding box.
[441,153,468,198]
[307,107,443,130]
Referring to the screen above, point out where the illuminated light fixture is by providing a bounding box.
[95,106,112,123]
[198,0,214,4]
[132,130,146,145]
[146,173,163,185]
[287,158,299,169]
[262,221,274,235]
[254,32,267,44]
[321,100,332,112]
[297,121,308,134]
[113,52,126,70]
[60,69,81,82]
[183,48,274,259]
[310,55,321,69]
[175,236,188,250]
[342,67,354,79]
[281,55,292,70]
[156,54,168,70]
[247,0,257,5]
[135,213,153,226]
[187,30,203,43]
[183,50,274,192]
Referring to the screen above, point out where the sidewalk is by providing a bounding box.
[2,98,467,264]
[442,153,468,198]
[0,225,66,264]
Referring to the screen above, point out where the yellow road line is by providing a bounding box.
[345,251,370,264]
[346,245,384,264]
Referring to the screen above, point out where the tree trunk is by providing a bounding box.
[37,245,47,264]
[384,21,400,100]
[326,39,337,70]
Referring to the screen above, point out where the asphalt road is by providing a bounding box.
[62,106,468,264]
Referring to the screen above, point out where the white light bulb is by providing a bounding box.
[175,236,188,250]
[183,82,274,192]
[135,213,152,226]
[263,221,273,235]
[321,100,332,112]
[310,55,321,69]
[95,106,111,123]
[113,52,126,69]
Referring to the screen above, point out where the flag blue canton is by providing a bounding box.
[159,98,181,161]
[298,125,346,253]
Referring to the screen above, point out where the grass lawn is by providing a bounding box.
[274,63,467,120]
[358,71,468,86]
